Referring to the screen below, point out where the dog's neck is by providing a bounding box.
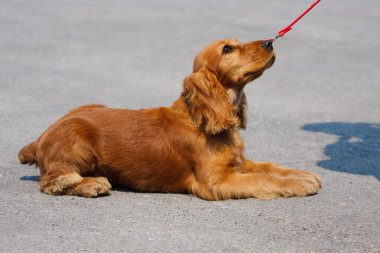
[227,87,247,130]
[227,87,244,107]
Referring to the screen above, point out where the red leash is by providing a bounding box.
[270,0,321,42]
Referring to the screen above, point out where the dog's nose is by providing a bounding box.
[262,40,273,51]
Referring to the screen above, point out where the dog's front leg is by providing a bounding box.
[240,160,322,187]
[203,162,321,200]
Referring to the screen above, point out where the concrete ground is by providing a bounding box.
[1,0,379,252]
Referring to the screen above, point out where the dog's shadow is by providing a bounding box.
[20,175,40,181]
[302,122,380,180]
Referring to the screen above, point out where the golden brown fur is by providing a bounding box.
[18,39,321,200]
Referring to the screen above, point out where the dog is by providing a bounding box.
[18,39,321,200]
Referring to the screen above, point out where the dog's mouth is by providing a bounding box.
[243,55,276,79]
[265,54,276,69]
[244,70,264,79]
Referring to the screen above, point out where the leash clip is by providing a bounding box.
[270,34,280,43]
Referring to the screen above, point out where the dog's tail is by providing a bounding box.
[18,141,37,165]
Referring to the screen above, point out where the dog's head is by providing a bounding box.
[183,39,275,135]
[193,39,275,87]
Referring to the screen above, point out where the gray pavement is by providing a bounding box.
[1,0,379,252]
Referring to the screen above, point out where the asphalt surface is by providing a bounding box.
[1,0,379,252]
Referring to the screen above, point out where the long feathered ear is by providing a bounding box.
[183,69,239,135]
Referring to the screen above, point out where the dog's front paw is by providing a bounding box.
[308,171,322,188]
[280,176,321,198]
[294,170,322,189]
[276,166,322,189]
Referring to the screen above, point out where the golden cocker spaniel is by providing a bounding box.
[19,39,321,200]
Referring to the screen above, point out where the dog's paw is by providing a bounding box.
[293,170,322,189]
[307,171,322,188]
[276,167,322,189]
[66,177,112,198]
[41,173,83,195]
[281,176,321,197]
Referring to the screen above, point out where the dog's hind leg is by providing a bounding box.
[39,163,111,198]
[35,117,111,197]
[40,165,84,196]
[65,176,111,198]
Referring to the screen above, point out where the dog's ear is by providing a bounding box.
[183,69,239,135]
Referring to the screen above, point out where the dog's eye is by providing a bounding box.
[222,45,233,54]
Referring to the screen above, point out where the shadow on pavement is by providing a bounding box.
[20,175,40,181]
[302,122,380,180]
